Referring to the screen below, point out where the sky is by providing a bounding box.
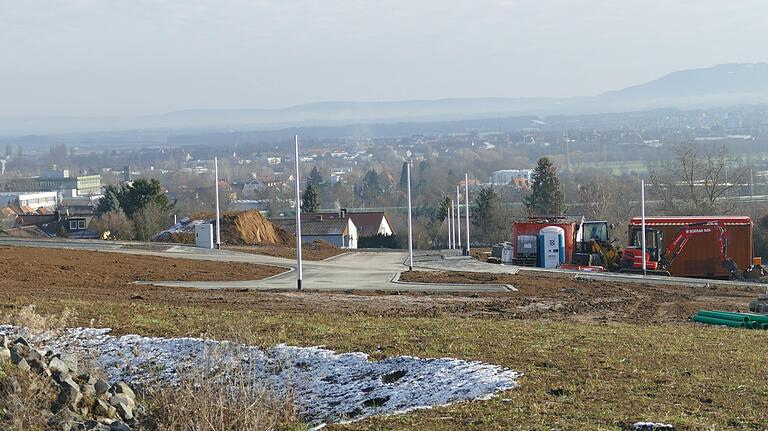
[1,0,766,117]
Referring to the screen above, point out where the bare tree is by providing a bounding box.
[650,142,743,215]
[88,211,135,240]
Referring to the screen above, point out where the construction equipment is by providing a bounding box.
[573,220,622,270]
[620,220,743,279]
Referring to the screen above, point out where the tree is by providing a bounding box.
[307,166,324,188]
[119,178,171,218]
[88,211,134,240]
[361,170,382,202]
[650,142,741,214]
[132,202,171,241]
[95,185,121,214]
[524,157,564,216]
[399,161,409,191]
[437,196,451,221]
[475,187,501,235]
[302,184,320,212]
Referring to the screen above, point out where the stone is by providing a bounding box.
[27,357,51,377]
[57,374,83,409]
[49,356,71,374]
[109,421,133,431]
[58,353,79,374]
[94,378,110,396]
[13,337,29,347]
[109,394,135,421]
[0,335,8,349]
[109,382,136,400]
[77,374,98,396]
[93,397,116,418]
[16,357,30,372]
[10,344,28,365]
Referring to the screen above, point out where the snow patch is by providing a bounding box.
[0,326,520,424]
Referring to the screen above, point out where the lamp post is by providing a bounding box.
[294,135,303,290]
[456,185,462,250]
[641,179,647,276]
[214,157,221,249]
[465,172,470,256]
[406,159,413,271]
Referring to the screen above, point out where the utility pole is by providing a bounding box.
[406,159,413,271]
[465,172,471,256]
[214,157,221,249]
[294,135,303,290]
[641,179,647,276]
[456,185,462,250]
[450,199,456,249]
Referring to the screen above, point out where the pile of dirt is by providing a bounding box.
[153,210,293,246]
[219,210,293,245]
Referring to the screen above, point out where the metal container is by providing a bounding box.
[628,216,753,279]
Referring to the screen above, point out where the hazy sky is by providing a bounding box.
[1,0,766,117]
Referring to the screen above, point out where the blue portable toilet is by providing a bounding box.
[538,226,565,268]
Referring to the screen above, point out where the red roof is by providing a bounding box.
[348,212,390,237]
[629,216,752,226]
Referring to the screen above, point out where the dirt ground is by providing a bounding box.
[0,246,758,327]
[0,246,285,296]
[227,241,345,261]
[399,269,761,324]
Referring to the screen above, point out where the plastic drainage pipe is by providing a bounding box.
[744,320,759,329]
[696,311,750,323]
[743,313,768,324]
[692,315,746,328]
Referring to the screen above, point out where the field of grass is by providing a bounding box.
[7,297,767,430]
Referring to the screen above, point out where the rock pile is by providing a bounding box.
[1,335,136,431]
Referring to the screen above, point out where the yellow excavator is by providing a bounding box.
[569,220,622,271]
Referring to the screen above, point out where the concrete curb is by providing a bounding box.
[390,272,517,292]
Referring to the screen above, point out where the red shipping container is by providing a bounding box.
[628,216,753,279]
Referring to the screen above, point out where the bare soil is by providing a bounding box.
[0,246,757,327]
[399,269,760,324]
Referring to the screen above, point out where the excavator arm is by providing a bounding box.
[661,221,740,277]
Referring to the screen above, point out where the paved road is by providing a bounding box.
[0,238,514,292]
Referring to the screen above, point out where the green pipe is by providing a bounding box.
[744,320,759,329]
[696,310,768,324]
[696,311,749,323]
[743,313,768,324]
[692,315,746,328]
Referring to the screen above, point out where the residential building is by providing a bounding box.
[489,169,533,186]
[273,216,358,249]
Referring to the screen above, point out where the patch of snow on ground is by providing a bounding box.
[0,326,520,424]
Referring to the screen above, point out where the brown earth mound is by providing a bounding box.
[161,210,293,246]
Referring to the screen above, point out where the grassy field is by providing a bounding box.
[7,298,767,431]
[2,247,767,430]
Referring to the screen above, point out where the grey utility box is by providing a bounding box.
[195,223,214,249]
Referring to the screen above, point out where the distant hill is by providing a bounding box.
[600,63,768,99]
[1,63,767,136]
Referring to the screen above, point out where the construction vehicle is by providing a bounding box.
[620,220,743,279]
[572,220,622,270]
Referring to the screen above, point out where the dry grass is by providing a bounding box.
[4,305,76,337]
[0,362,57,430]
[139,364,301,431]
[3,299,767,430]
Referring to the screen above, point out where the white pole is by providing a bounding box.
[214,157,221,249]
[641,179,647,276]
[406,160,413,271]
[448,199,453,250]
[294,135,303,290]
[450,199,456,249]
[465,172,471,256]
[446,199,452,250]
[456,185,462,250]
